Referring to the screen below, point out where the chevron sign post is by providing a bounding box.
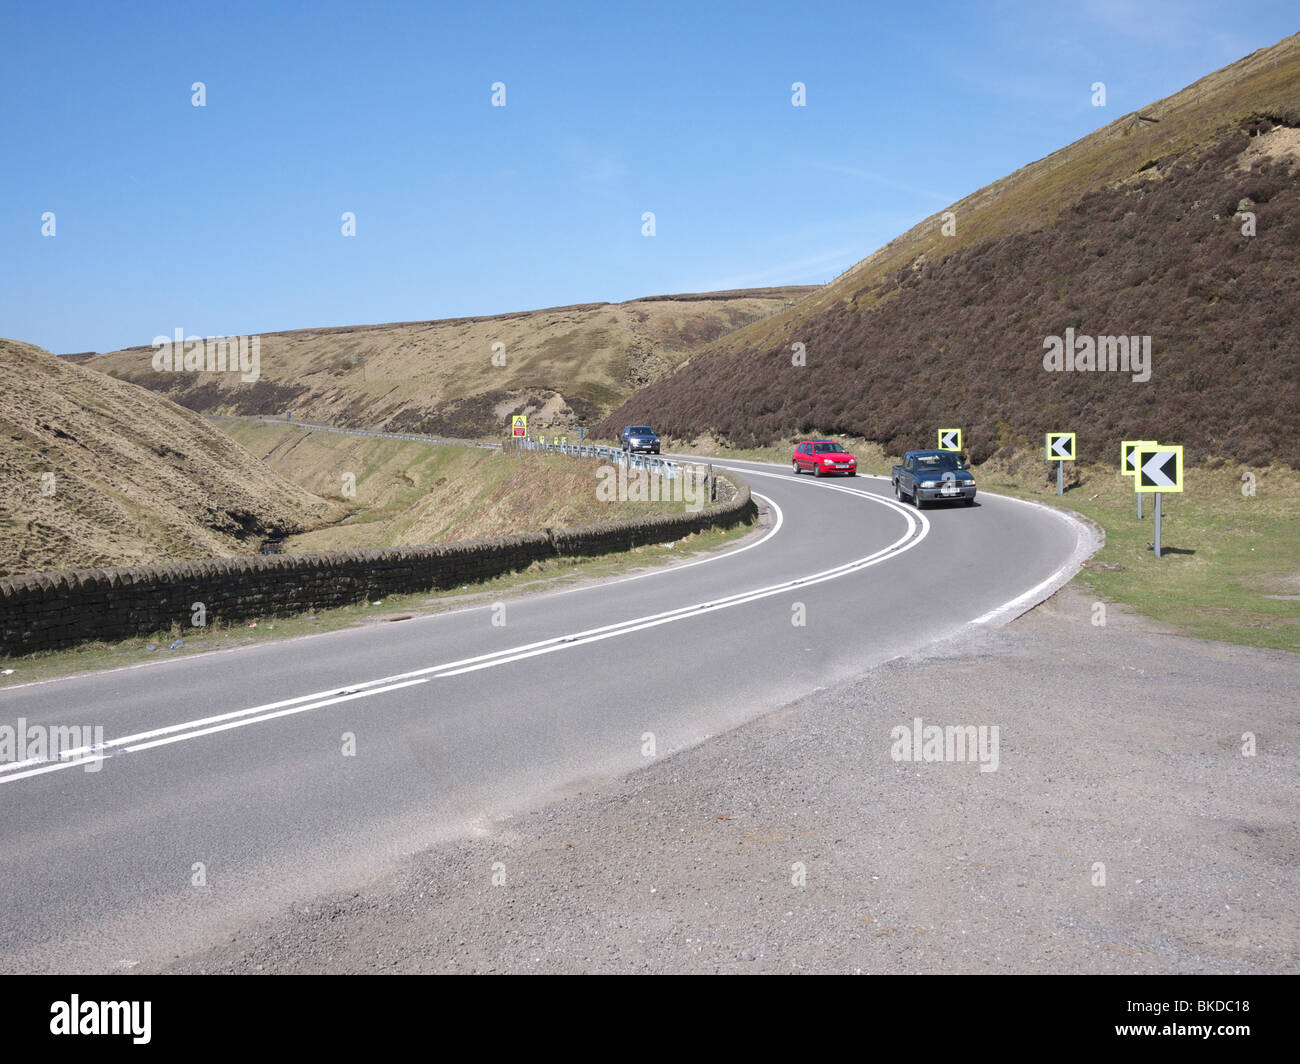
[1133,444,1183,558]
[1045,432,1075,495]
[938,428,962,453]
[1122,439,1157,519]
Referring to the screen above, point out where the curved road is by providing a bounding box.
[0,461,1093,971]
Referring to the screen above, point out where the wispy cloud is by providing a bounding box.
[579,155,629,184]
[706,247,859,290]
[558,137,630,185]
[810,162,954,205]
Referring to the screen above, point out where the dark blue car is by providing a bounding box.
[620,425,660,454]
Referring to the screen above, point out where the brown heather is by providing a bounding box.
[600,124,1300,467]
[599,33,1300,467]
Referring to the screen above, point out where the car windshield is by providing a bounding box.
[814,442,845,454]
[629,427,654,435]
[916,453,961,470]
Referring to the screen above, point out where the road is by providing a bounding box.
[0,461,1093,972]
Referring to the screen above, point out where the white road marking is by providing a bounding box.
[699,455,1097,629]
[0,483,785,695]
[2,460,1096,787]
[0,679,432,783]
[0,488,927,786]
[965,494,1099,626]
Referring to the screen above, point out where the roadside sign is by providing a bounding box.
[1121,439,1156,476]
[1122,439,1157,518]
[1134,445,1183,493]
[938,428,962,452]
[1045,432,1076,461]
[511,415,527,438]
[1134,443,1184,558]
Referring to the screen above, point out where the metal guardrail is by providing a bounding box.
[504,437,683,478]
[227,415,716,497]
[504,437,719,500]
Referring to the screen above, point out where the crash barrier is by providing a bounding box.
[0,471,755,656]
[505,436,687,479]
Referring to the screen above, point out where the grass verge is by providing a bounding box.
[977,460,1299,652]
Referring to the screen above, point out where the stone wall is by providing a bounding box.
[0,472,754,656]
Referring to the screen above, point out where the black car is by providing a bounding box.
[620,425,660,454]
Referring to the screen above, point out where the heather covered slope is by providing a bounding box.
[0,339,329,575]
[87,288,812,439]
[600,35,1300,467]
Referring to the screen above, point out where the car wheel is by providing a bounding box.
[914,490,926,509]
[893,479,901,499]
[792,461,800,475]
[964,497,975,506]
[814,464,823,477]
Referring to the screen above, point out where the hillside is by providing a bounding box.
[599,34,1300,467]
[86,288,812,439]
[0,340,329,575]
[220,419,708,553]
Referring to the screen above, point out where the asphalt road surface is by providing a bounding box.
[0,461,1093,972]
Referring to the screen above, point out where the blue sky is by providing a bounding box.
[2,0,1295,353]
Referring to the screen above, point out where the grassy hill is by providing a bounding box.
[220,419,706,553]
[0,339,329,575]
[86,288,812,439]
[598,33,1300,467]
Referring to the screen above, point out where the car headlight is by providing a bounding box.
[920,480,938,488]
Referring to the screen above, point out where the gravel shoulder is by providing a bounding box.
[158,585,1298,974]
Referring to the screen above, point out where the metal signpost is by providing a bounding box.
[1121,439,1156,518]
[1133,444,1183,558]
[1045,432,1076,495]
[938,428,962,453]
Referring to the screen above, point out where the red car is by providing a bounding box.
[792,440,857,477]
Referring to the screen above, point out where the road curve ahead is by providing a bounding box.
[0,460,1094,971]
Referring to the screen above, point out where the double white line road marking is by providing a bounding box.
[0,483,927,786]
